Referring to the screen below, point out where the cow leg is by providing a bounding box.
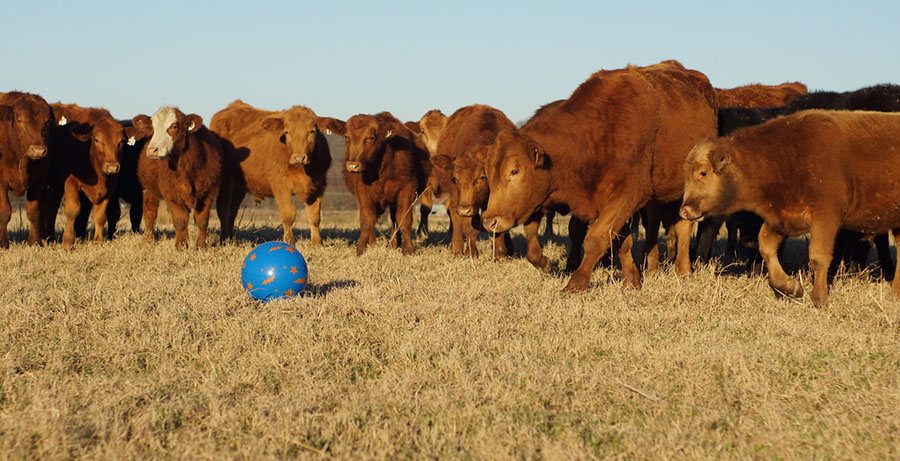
[808,220,839,308]
[25,184,44,247]
[695,216,723,262]
[891,229,900,297]
[543,210,555,239]
[128,193,143,233]
[39,186,63,243]
[74,195,92,240]
[396,189,416,255]
[758,223,802,299]
[193,197,213,249]
[225,185,245,240]
[448,195,464,255]
[564,206,640,292]
[417,189,432,239]
[612,222,639,287]
[524,219,549,271]
[491,230,509,261]
[874,233,895,281]
[565,217,587,273]
[61,182,82,250]
[106,196,121,240]
[169,202,191,250]
[673,219,693,276]
[303,195,323,246]
[641,204,661,272]
[91,198,110,243]
[142,188,160,242]
[462,216,479,258]
[272,183,296,245]
[357,203,377,256]
[215,182,233,241]
[0,186,11,249]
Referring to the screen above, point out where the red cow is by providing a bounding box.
[338,112,430,255]
[211,100,343,245]
[482,60,718,292]
[42,103,128,248]
[131,106,230,249]
[0,92,53,248]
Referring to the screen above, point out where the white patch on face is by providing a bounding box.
[148,107,178,157]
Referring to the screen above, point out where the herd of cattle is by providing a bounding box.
[2,59,900,307]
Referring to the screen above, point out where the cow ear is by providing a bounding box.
[530,142,548,168]
[123,125,142,145]
[0,105,12,122]
[431,154,453,172]
[262,117,285,133]
[70,122,93,142]
[132,114,153,138]
[404,121,421,133]
[317,117,345,136]
[710,148,731,173]
[186,114,202,133]
[54,107,75,126]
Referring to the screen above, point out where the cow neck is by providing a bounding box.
[727,145,766,217]
[0,124,21,165]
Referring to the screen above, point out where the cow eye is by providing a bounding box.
[451,177,457,184]
[170,123,178,131]
[309,129,316,134]
[510,169,519,176]
[699,171,708,179]
[480,175,487,181]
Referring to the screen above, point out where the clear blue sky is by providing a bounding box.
[3,1,897,125]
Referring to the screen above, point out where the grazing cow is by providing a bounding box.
[210,100,342,245]
[714,82,808,108]
[0,91,53,248]
[337,112,430,255]
[680,110,900,307]
[482,60,718,292]
[428,104,517,259]
[132,107,230,249]
[42,103,127,248]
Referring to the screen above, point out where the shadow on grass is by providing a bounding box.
[303,279,359,298]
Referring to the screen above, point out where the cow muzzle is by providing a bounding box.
[27,144,48,159]
[146,145,166,159]
[483,215,512,233]
[102,162,121,175]
[345,162,364,173]
[457,205,475,217]
[679,205,704,222]
[290,153,310,166]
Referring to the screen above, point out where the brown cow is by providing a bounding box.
[482,60,718,292]
[714,82,808,108]
[132,106,230,249]
[408,109,448,237]
[429,104,516,258]
[338,112,430,255]
[211,100,342,245]
[42,103,127,248]
[680,110,900,308]
[0,92,53,248]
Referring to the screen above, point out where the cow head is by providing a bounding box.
[74,115,125,176]
[481,131,551,233]
[138,106,202,160]
[680,138,739,222]
[434,148,491,218]
[343,113,404,174]
[416,109,447,154]
[1,92,52,160]
[261,107,345,166]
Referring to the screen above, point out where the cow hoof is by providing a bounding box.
[675,262,691,276]
[562,276,589,293]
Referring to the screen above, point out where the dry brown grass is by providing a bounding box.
[1,205,899,459]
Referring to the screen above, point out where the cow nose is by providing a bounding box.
[290,153,309,165]
[486,217,498,232]
[27,144,48,159]
[103,162,121,175]
[679,207,689,220]
[457,205,474,217]
[147,146,160,158]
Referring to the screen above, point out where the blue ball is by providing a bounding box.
[241,241,308,301]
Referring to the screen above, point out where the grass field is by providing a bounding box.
[1,203,899,459]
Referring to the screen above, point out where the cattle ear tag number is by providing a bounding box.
[385,129,392,138]
[59,116,67,126]
[127,136,136,146]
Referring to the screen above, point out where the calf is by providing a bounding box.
[0,92,53,248]
[482,60,718,291]
[681,110,900,308]
[339,112,430,255]
[132,107,229,249]
[42,103,127,248]
[211,100,342,245]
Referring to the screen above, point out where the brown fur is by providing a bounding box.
[133,107,227,250]
[715,82,808,108]
[681,110,900,307]
[482,60,718,292]
[429,104,516,260]
[211,100,338,245]
[42,103,129,248]
[409,109,447,238]
[337,112,430,255]
[0,92,53,248]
